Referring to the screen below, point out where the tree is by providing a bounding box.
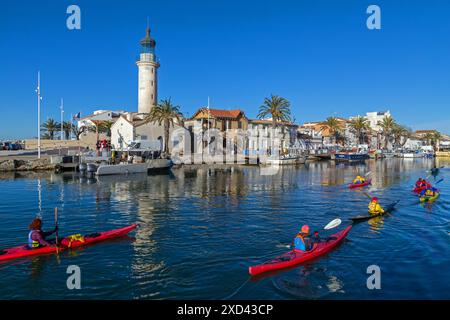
[62,121,73,140]
[392,124,411,148]
[423,131,442,152]
[349,116,370,145]
[434,131,442,152]
[320,116,342,145]
[71,125,92,140]
[41,118,60,140]
[145,98,183,155]
[257,95,292,130]
[377,115,396,150]
[97,121,114,138]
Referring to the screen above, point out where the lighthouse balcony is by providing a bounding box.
[137,53,157,63]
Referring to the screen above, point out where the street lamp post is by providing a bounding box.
[36,71,42,159]
[60,98,64,141]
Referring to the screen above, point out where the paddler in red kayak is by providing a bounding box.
[28,218,58,249]
[293,225,314,251]
[368,197,385,216]
[415,178,431,189]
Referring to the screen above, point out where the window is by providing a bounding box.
[141,135,148,140]
[238,121,242,129]
[151,80,153,86]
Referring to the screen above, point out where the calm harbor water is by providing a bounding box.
[0,158,449,300]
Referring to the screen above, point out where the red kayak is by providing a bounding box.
[249,225,352,276]
[349,179,372,189]
[413,186,426,194]
[0,224,138,262]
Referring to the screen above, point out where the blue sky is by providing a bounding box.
[1,0,449,139]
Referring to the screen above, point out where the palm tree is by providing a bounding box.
[423,131,442,152]
[320,116,342,145]
[434,131,442,152]
[257,95,292,130]
[349,116,370,145]
[377,116,396,150]
[62,121,73,140]
[97,121,114,138]
[392,124,411,148]
[41,118,60,140]
[145,98,183,155]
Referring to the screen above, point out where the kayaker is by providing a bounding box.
[353,175,365,185]
[293,225,313,252]
[415,178,431,189]
[368,197,385,216]
[28,218,58,249]
[415,178,424,188]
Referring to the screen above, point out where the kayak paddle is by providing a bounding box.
[364,171,372,177]
[324,218,342,230]
[436,178,444,184]
[363,191,374,200]
[54,207,59,249]
[285,219,343,248]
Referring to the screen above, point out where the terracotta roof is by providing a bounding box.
[191,108,245,120]
[415,130,438,134]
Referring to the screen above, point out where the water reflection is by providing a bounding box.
[0,158,448,299]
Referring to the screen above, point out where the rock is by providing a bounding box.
[0,160,15,171]
[0,158,55,172]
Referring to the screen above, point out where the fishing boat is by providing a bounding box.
[265,154,307,165]
[94,158,172,176]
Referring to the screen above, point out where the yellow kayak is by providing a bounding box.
[420,192,440,203]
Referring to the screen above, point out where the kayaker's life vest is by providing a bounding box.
[294,233,312,251]
[353,177,365,184]
[368,201,384,215]
[28,230,40,249]
[424,189,435,197]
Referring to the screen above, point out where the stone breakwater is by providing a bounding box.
[0,159,55,172]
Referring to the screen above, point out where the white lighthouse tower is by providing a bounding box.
[137,26,160,114]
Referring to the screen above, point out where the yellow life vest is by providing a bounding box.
[368,201,384,215]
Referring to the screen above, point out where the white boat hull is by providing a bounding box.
[264,156,307,165]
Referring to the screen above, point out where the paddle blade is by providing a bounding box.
[324,219,342,230]
[436,178,444,184]
[365,171,372,177]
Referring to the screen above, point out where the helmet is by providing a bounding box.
[301,225,310,234]
[372,197,379,202]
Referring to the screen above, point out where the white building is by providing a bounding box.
[110,113,166,151]
[365,111,391,132]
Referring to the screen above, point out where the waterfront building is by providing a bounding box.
[109,112,182,152]
[247,119,299,156]
[302,118,349,146]
[297,126,324,150]
[77,110,125,147]
[365,111,391,132]
[182,108,248,163]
